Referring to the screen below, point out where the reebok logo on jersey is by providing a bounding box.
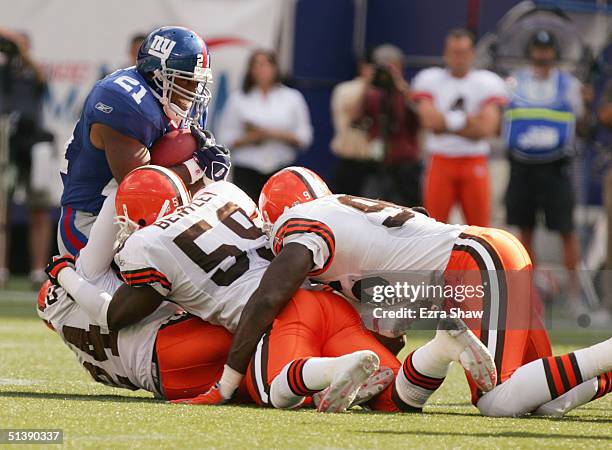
[95,102,113,114]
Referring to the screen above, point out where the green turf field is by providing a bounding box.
[1,286,611,449]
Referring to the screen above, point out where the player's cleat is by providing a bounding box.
[438,317,497,392]
[169,383,227,405]
[313,366,393,410]
[316,350,380,413]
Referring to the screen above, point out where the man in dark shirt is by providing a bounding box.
[357,44,421,207]
[0,29,53,288]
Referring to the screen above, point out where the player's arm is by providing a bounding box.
[46,256,113,327]
[456,102,503,140]
[414,97,446,133]
[46,258,163,330]
[90,123,194,184]
[106,284,165,331]
[176,243,315,404]
[600,103,612,128]
[226,243,314,373]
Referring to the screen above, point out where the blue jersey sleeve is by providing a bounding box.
[85,85,164,148]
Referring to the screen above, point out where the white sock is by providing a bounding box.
[270,361,308,409]
[478,344,612,417]
[394,350,446,410]
[573,338,612,380]
[478,359,550,417]
[412,332,454,379]
[533,378,599,417]
[269,356,347,409]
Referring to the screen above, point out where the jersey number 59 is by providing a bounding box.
[173,202,266,286]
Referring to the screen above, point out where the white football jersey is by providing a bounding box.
[412,68,507,156]
[115,186,271,332]
[37,266,180,396]
[270,195,467,302]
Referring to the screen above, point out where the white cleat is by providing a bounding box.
[313,366,394,410]
[439,317,497,392]
[316,350,380,413]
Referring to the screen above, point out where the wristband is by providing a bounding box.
[183,157,204,185]
[218,364,244,399]
[444,110,467,132]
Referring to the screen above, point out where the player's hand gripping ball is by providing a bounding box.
[190,125,231,183]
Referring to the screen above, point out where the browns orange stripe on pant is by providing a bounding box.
[245,289,403,411]
[445,226,552,404]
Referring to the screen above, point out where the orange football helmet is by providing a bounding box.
[258,166,331,229]
[115,165,191,243]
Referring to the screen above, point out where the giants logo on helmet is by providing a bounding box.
[148,36,176,61]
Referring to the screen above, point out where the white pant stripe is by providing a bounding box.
[454,237,501,358]
[253,335,268,404]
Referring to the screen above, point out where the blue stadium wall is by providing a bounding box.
[291,0,524,184]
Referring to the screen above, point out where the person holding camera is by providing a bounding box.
[353,44,422,206]
[413,28,507,226]
[329,57,378,196]
[0,29,54,287]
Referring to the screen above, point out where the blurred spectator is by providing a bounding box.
[504,30,591,307]
[0,29,55,287]
[330,56,377,196]
[413,28,506,225]
[127,33,146,66]
[597,79,612,313]
[354,45,422,206]
[217,49,313,201]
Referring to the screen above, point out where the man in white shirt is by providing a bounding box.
[412,28,507,226]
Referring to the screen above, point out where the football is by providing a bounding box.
[150,129,197,167]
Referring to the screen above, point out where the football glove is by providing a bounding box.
[45,254,76,286]
[190,125,231,183]
[170,383,228,405]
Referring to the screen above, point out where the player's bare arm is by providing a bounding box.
[90,123,151,182]
[226,243,314,374]
[600,105,612,128]
[456,102,502,140]
[107,284,164,331]
[90,123,198,185]
[414,98,446,132]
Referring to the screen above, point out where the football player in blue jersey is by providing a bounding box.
[58,26,230,256]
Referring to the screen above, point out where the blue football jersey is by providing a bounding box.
[60,66,206,214]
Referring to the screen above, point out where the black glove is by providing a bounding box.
[190,125,231,182]
[45,254,76,287]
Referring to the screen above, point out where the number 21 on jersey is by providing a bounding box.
[114,76,147,104]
